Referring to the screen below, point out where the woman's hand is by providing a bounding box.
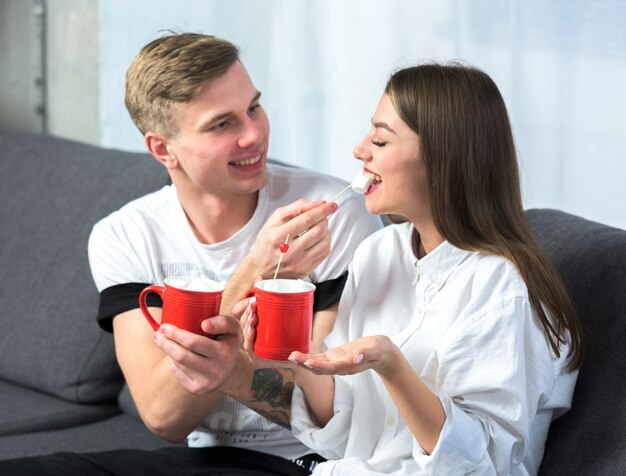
[288,335,400,377]
[233,296,257,359]
[233,295,292,369]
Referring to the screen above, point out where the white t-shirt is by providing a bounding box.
[88,163,383,460]
[291,222,578,475]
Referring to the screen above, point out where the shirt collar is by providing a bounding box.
[409,226,471,289]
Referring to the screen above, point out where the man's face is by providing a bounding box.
[166,62,270,199]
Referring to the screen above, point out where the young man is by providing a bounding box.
[0,33,379,475]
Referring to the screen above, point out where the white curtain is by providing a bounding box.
[99,0,626,229]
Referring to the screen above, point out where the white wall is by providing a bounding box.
[0,0,45,133]
[47,0,99,144]
[98,0,626,229]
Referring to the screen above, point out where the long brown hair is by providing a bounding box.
[386,62,582,369]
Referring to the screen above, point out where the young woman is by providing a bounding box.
[242,62,583,475]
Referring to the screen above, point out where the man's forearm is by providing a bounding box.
[221,353,295,428]
[220,256,259,317]
[137,356,226,441]
[241,365,335,429]
[247,367,294,428]
[114,309,226,442]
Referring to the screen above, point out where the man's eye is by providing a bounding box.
[371,140,387,147]
[210,121,229,131]
[248,104,261,114]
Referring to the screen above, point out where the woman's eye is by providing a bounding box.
[371,140,387,147]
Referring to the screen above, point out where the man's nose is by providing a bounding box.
[238,117,265,148]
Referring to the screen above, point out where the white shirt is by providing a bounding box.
[291,222,578,475]
[89,164,380,291]
[88,163,383,460]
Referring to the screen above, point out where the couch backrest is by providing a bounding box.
[0,133,170,403]
[526,209,626,475]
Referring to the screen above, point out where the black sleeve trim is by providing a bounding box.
[98,273,348,332]
[313,271,348,312]
[97,283,162,333]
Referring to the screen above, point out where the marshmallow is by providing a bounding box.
[169,278,187,288]
[351,170,374,194]
[186,278,214,292]
[265,280,280,291]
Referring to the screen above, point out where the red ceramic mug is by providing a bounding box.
[246,279,316,361]
[139,277,224,336]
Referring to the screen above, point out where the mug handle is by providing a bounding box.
[139,285,165,331]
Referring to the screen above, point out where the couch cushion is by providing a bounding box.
[526,209,626,475]
[0,413,179,460]
[0,379,119,437]
[0,133,170,403]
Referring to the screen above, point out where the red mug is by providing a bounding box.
[139,277,224,336]
[246,279,316,361]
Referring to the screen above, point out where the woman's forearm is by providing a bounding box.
[377,346,445,454]
[293,367,335,426]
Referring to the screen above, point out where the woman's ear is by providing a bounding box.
[145,132,178,170]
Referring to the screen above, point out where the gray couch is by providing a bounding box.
[0,132,177,459]
[0,132,624,474]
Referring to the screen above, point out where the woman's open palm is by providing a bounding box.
[289,335,395,376]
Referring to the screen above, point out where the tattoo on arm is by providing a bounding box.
[251,368,294,428]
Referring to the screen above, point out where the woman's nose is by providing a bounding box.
[353,138,370,161]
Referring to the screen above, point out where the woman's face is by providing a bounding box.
[353,93,431,225]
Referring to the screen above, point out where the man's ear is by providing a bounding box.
[145,132,178,170]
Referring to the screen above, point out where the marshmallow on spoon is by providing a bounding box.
[351,170,374,194]
[329,170,375,204]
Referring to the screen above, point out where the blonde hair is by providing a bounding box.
[125,32,240,137]
[386,63,583,369]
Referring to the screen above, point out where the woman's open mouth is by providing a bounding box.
[363,171,382,194]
